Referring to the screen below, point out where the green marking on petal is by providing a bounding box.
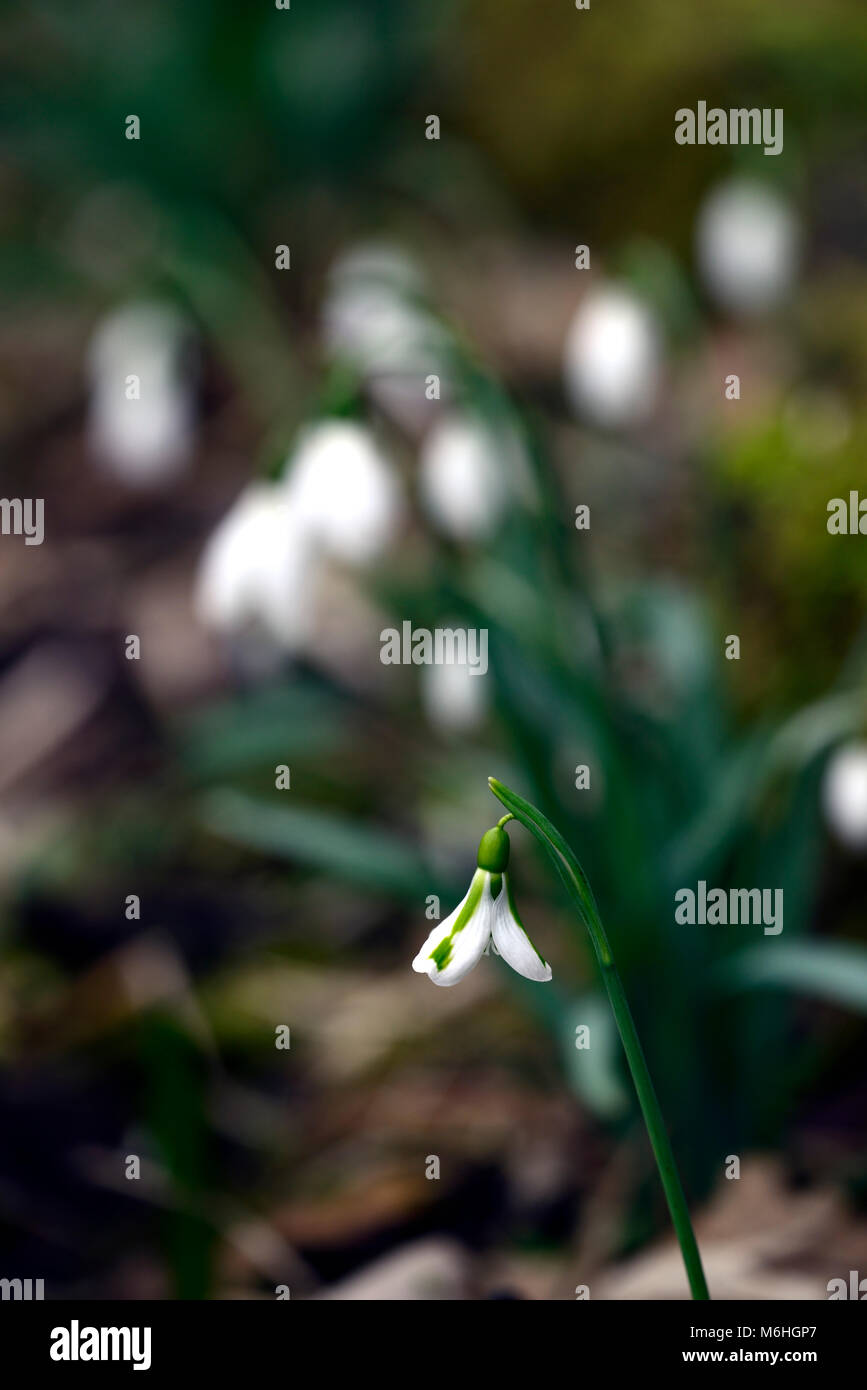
[430,935,454,971]
[429,870,486,972]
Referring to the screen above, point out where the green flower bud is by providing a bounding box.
[476,825,510,873]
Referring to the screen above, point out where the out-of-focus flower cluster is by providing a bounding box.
[83,174,802,729]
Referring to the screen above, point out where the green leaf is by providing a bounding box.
[664,734,767,886]
[563,993,629,1119]
[176,683,344,781]
[720,940,867,1013]
[200,790,442,901]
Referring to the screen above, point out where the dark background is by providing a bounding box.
[0,0,866,1299]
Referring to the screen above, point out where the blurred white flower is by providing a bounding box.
[419,414,510,540]
[87,302,194,483]
[195,421,402,655]
[420,654,488,734]
[194,483,319,651]
[822,742,867,850]
[695,179,799,316]
[322,242,450,431]
[413,823,551,986]
[563,286,661,428]
[285,419,403,564]
[324,244,430,373]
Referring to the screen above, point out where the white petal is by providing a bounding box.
[420,655,488,735]
[413,870,494,986]
[563,286,660,429]
[194,484,274,631]
[823,742,867,849]
[253,504,320,649]
[419,415,507,541]
[412,883,472,973]
[284,421,402,564]
[194,484,318,650]
[322,242,445,378]
[87,303,194,484]
[696,179,799,317]
[492,873,552,982]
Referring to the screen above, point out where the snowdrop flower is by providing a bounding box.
[285,419,402,564]
[323,242,451,432]
[413,822,552,986]
[563,285,661,428]
[87,302,194,484]
[696,179,799,316]
[419,414,513,540]
[323,244,431,373]
[195,420,401,654]
[194,482,319,651]
[822,742,867,850]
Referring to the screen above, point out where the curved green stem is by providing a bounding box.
[488,776,710,1301]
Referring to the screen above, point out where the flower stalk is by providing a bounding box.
[488,776,710,1301]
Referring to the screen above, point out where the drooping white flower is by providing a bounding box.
[563,285,661,428]
[413,824,552,986]
[194,482,319,651]
[418,414,511,540]
[318,241,452,430]
[87,302,195,484]
[695,179,799,316]
[285,419,402,564]
[195,420,402,656]
[323,243,451,431]
[822,742,867,850]
[323,243,434,377]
